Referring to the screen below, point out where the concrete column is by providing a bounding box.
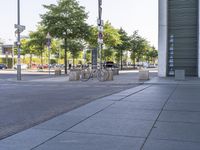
[198,0,200,77]
[158,0,168,77]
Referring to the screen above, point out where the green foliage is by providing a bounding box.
[114,28,131,65]
[68,39,84,59]
[86,21,121,48]
[29,28,46,56]
[40,0,89,40]
[130,31,151,64]
[15,0,158,68]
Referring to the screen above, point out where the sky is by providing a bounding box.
[0,0,158,48]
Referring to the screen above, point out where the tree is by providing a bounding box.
[29,28,47,65]
[40,0,89,73]
[148,47,158,64]
[130,31,150,68]
[114,28,131,69]
[68,39,84,68]
[20,38,29,62]
[40,0,89,39]
[86,21,121,62]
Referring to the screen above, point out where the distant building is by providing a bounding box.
[159,0,199,77]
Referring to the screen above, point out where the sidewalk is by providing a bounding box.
[1,77,200,150]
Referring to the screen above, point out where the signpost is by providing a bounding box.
[15,0,26,80]
[98,0,103,68]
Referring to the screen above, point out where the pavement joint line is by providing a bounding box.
[31,102,116,150]
[66,130,146,139]
[139,84,178,150]
[113,84,153,102]
[156,120,200,125]
[148,137,200,144]
[160,109,200,113]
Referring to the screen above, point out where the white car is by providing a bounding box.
[14,64,28,70]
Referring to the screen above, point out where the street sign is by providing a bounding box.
[97,19,104,26]
[15,24,26,30]
[98,32,103,39]
[98,38,103,44]
[98,26,104,32]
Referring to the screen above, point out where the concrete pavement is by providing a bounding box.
[1,76,200,149]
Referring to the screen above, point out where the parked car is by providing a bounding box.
[37,64,48,69]
[14,64,28,70]
[0,64,7,70]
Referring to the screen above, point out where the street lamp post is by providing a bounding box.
[98,0,103,69]
[17,0,21,80]
[46,33,51,76]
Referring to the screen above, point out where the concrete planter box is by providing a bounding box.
[105,70,114,81]
[69,70,81,81]
[175,70,185,80]
[55,68,61,76]
[80,70,91,80]
[139,70,149,80]
[113,68,119,75]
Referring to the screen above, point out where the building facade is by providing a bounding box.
[159,0,200,77]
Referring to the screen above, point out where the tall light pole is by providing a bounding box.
[98,0,103,69]
[17,0,21,80]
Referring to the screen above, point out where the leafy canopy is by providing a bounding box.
[40,0,89,39]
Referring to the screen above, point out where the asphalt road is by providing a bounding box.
[0,70,157,140]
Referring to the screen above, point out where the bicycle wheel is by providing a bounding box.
[80,69,91,82]
[97,69,109,81]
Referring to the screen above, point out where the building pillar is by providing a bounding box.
[158,0,168,77]
[198,0,200,77]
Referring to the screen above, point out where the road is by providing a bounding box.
[0,70,157,140]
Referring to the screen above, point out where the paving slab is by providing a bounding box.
[97,94,127,101]
[110,101,165,110]
[98,85,151,101]
[164,102,200,112]
[34,132,145,150]
[158,111,200,123]
[143,139,200,150]
[149,122,200,142]
[0,128,59,150]
[69,117,154,138]
[124,94,169,103]
[34,114,88,131]
[65,99,114,117]
[94,107,160,121]
[113,84,151,96]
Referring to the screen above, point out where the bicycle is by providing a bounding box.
[80,65,109,82]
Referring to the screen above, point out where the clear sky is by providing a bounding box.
[0,0,158,48]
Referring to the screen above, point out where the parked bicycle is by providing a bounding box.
[80,65,109,82]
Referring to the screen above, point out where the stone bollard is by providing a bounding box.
[80,70,91,80]
[175,70,185,81]
[69,69,80,81]
[107,70,114,81]
[113,68,119,75]
[139,69,149,80]
[55,68,61,76]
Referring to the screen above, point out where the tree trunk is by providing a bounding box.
[120,49,123,70]
[132,51,136,69]
[73,49,75,69]
[41,51,43,66]
[29,54,32,69]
